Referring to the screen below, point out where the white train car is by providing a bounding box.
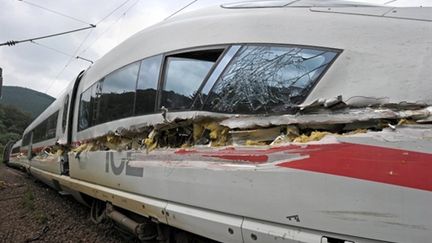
[5,139,30,171]
[7,1,432,242]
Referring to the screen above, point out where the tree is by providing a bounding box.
[0,104,32,161]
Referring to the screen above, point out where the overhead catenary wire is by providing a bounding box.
[9,0,199,96]
[164,0,198,20]
[95,0,133,25]
[2,0,133,48]
[47,0,198,94]
[80,0,140,55]
[54,29,94,75]
[59,0,136,64]
[44,0,134,94]
[17,0,94,26]
[30,40,74,58]
[30,41,94,64]
[44,28,95,94]
[82,0,197,56]
[0,25,95,47]
[384,0,398,5]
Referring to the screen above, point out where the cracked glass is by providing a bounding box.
[203,45,338,114]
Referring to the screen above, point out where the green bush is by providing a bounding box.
[0,104,32,161]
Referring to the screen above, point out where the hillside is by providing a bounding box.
[0,104,33,161]
[0,86,54,118]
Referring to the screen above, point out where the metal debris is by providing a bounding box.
[68,105,432,154]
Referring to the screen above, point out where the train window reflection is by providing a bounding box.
[135,55,162,115]
[33,111,59,143]
[78,86,92,131]
[97,62,139,124]
[161,49,224,111]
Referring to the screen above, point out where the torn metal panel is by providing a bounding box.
[220,106,432,129]
[70,104,432,157]
[337,125,432,154]
[75,111,233,143]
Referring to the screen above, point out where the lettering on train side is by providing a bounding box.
[105,152,143,177]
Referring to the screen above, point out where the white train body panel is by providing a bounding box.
[68,137,432,243]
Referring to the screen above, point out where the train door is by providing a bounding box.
[65,70,86,175]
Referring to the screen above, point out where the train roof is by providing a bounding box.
[79,1,432,107]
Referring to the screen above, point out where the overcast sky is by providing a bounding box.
[1,0,430,98]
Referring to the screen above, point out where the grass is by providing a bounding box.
[34,210,48,224]
[22,187,49,224]
[22,188,35,210]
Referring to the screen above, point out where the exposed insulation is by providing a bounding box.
[144,129,158,152]
[193,121,229,146]
[293,131,331,143]
[69,106,431,153]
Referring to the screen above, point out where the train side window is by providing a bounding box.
[22,132,31,146]
[78,86,93,131]
[160,49,224,111]
[97,62,139,124]
[12,146,20,154]
[135,55,162,115]
[203,45,339,114]
[33,120,46,143]
[62,94,69,133]
[46,111,58,139]
[33,111,59,143]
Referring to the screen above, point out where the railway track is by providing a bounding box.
[0,163,131,243]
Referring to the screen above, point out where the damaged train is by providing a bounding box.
[4,1,432,242]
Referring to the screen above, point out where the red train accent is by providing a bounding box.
[278,143,432,192]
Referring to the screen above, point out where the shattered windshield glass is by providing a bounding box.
[203,45,338,114]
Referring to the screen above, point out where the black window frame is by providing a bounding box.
[156,46,228,112]
[62,94,69,133]
[78,84,95,131]
[32,110,59,144]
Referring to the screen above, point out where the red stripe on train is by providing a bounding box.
[277,143,432,192]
